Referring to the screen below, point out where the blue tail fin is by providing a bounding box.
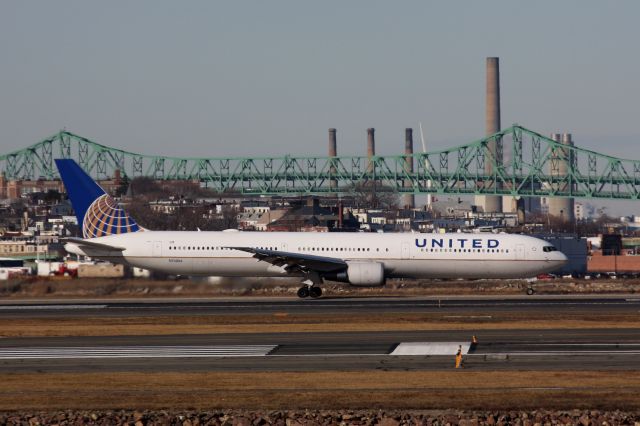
[55,159,142,238]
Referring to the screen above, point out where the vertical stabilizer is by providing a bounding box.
[54,159,142,238]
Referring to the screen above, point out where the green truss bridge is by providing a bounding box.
[1,125,638,200]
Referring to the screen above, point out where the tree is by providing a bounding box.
[346,181,399,210]
[115,174,130,197]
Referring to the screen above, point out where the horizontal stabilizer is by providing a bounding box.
[62,237,126,252]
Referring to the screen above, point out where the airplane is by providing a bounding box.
[55,159,568,298]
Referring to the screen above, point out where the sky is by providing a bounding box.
[1,1,640,214]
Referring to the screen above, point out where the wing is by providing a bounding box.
[228,247,347,274]
[61,237,126,252]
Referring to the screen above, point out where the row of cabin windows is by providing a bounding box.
[168,246,277,251]
[298,247,389,252]
[167,246,390,253]
[419,248,509,253]
[167,246,510,254]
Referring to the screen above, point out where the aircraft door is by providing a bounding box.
[281,243,287,252]
[515,244,525,260]
[152,241,162,257]
[401,242,410,259]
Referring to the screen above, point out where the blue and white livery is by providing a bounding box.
[55,159,142,238]
[55,159,568,298]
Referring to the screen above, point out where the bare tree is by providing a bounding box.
[123,200,238,231]
[346,181,399,210]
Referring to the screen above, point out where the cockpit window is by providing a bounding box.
[542,246,558,252]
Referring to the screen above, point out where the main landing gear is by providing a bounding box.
[297,271,323,299]
[297,286,322,299]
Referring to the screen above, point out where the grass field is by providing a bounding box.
[1,311,639,337]
[2,276,640,299]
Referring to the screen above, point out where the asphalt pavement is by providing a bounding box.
[1,295,639,317]
[1,328,639,373]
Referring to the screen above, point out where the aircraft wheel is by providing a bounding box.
[297,287,310,298]
[309,286,322,298]
[526,287,535,296]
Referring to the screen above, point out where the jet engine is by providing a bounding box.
[325,261,386,286]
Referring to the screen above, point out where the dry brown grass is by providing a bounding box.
[1,371,639,410]
[2,312,640,337]
[3,276,640,299]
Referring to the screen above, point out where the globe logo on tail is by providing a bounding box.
[82,194,141,238]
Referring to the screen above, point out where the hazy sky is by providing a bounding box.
[2,1,640,213]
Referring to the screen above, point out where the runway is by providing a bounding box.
[1,295,639,373]
[2,295,639,411]
[1,295,640,317]
[1,328,639,373]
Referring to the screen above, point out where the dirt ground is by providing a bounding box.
[2,312,640,338]
[2,371,640,411]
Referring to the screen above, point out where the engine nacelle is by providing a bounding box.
[325,261,386,287]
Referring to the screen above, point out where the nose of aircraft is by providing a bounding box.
[556,251,569,266]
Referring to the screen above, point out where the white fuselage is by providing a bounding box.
[65,231,567,280]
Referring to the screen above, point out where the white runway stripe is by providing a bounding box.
[0,345,277,359]
[391,342,471,356]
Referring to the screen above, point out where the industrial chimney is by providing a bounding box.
[367,128,376,174]
[328,128,337,189]
[475,57,503,213]
[547,133,575,222]
[403,128,415,208]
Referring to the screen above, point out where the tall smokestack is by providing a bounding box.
[486,57,501,138]
[547,133,575,222]
[476,57,503,213]
[328,128,337,157]
[328,128,337,189]
[367,128,376,157]
[367,128,376,174]
[403,128,415,208]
